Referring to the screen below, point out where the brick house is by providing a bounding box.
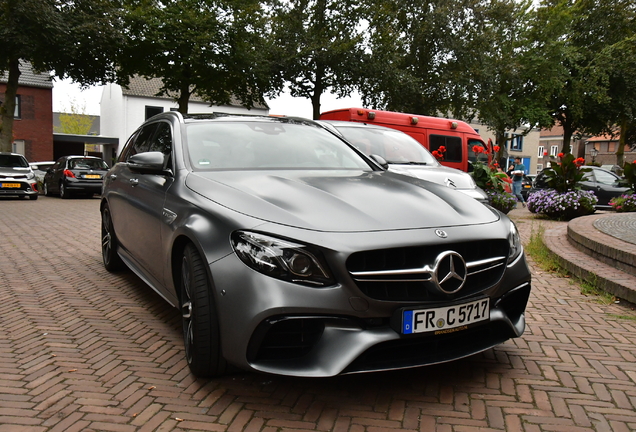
[0,62,54,162]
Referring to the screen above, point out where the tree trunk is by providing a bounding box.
[617,118,628,168]
[177,81,193,114]
[0,58,21,153]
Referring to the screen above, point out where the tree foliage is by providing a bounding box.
[269,0,368,119]
[119,0,278,113]
[55,100,95,135]
[0,0,122,152]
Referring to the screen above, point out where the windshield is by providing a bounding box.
[185,121,373,170]
[334,126,438,165]
[0,154,29,168]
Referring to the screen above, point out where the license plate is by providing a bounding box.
[523,185,531,188]
[402,298,489,334]
[1,183,21,188]
[84,174,101,179]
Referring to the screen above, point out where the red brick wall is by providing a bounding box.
[0,84,54,162]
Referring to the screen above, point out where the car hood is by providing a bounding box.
[388,164,476,190]
[0,166,32,176]
[185,170,498,232]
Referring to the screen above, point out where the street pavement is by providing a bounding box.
[0,196,635,432]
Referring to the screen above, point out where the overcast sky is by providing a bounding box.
[51,78,364,119]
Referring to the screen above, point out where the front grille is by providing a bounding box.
[342,321,512,374]
[347,240,508,301]
[0,174,28,180]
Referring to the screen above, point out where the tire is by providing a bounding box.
[180,243,225,377]
[29,194,38,200]
[44,182,51,197]
[101,205,125,271]
[60,182,71,199]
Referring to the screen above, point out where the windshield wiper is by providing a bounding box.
[389,161,428,165]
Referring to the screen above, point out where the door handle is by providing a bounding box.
[130,178,139,186]
[109,174,117,180]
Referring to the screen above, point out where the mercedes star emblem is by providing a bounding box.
[432,251,467,294]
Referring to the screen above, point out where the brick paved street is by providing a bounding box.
[1,196,635,432]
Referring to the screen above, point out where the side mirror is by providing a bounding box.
[128,152,171,175]
[369,154,389,169]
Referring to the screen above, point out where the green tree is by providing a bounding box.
[361,0,482,117]
[0,0,122,152]
[119,0,277,114]
[55,100,95,135]
[537,0,635,156]
[467,0,557,160]
[270,0,367,119]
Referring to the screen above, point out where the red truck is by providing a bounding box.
[319,108,487,172]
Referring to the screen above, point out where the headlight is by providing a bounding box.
[507,221,522,264]
[231,231,335,287]
[27,172,35,180]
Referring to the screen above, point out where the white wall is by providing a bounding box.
[100,83,269,155]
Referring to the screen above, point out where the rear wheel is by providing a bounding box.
[180,243,225,377]
[60,182,70,199]
[101,205,124,271]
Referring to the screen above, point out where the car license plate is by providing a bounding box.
[84,174,101,179]
[402,298,489,335]
[523,185,531,189]
[1,183,21,188]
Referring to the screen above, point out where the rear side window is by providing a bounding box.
[429,135,462,163]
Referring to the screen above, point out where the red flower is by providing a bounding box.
[574,157,585,167]
[438,146,446,152]
[493,145,500,152]
[472,145,483,154]
[558,152,564,158]
[543,151,548,156]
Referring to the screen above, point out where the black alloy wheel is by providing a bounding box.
[101,205,124,271]
[180,243,225,377]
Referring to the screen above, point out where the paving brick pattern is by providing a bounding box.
[1,197,635,432]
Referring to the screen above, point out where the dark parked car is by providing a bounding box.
[531,166,630,208]
[0,152,39,200]
[319,121,489,204]
[101,112,532,377]
[43,156,109,198]
[520,174,535,199]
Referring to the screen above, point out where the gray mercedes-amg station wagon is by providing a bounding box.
[101,112,531,377]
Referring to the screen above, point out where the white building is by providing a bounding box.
[100,76,269,162]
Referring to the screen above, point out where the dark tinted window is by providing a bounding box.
[126,124,159,160]
[0,154,28,167]
[68,158,109,170]
[149,122,172,155]
[429,135,462,163]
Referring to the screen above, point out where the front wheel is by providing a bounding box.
[44,182,51,196]
[101,205,124,271]
[180,243,225,377]
[29,194,38,200]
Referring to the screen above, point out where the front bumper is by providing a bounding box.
[0,181,39,197]
[209,233,531,377]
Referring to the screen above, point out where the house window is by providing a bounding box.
[538,145,545,157]
[537,163,543,172]
[12,140,25,155]
[550,145,559,156]
[14,95,21,119]
[608,142,615,152]
[145,106,163,120]
[511,134,523,151]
